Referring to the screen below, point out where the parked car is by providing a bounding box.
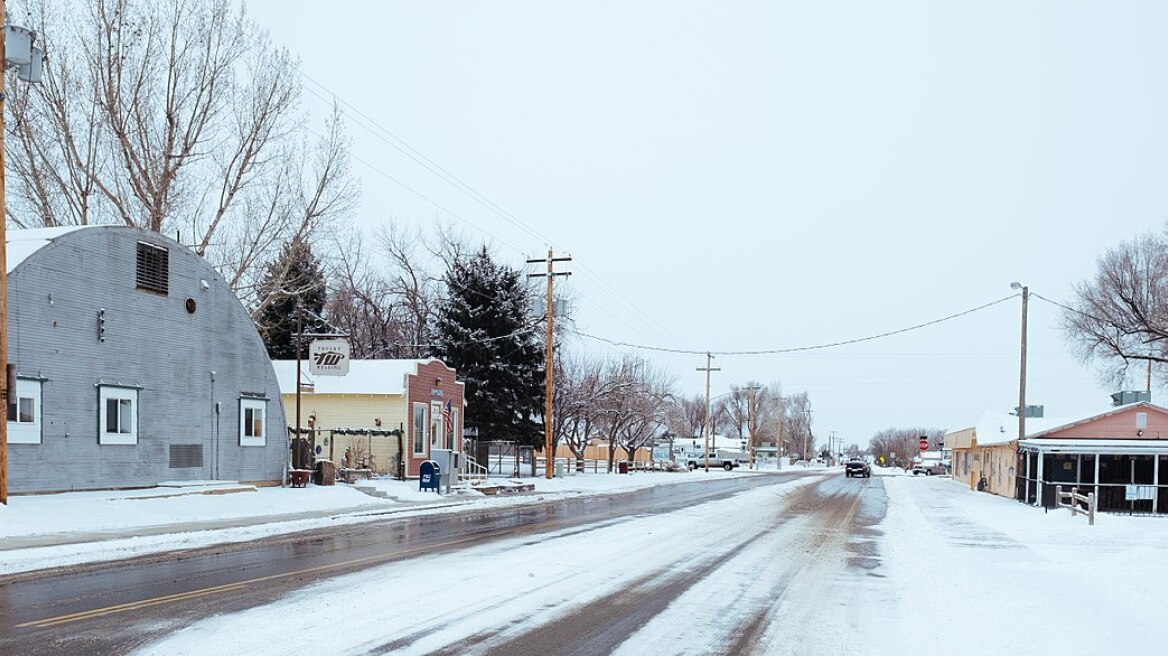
[913,462,948,476]
[845,459,871,478]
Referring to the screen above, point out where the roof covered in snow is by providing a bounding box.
[6,225,96,273]
[958,402,1164,447]
[271,359,439,396]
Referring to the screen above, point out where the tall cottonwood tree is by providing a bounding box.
[433,248,544,448]
[6,0,356,304]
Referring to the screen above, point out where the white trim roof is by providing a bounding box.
[271,359,440,396]
[1019,438,1168,454]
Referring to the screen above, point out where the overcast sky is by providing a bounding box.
[244,1,1168,449]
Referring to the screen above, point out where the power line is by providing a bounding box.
[572,295,1018,356]
[299,79,685,348]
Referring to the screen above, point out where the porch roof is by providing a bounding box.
[1019,438,1168,455]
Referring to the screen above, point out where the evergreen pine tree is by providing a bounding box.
[434,248,545,448]
[254,239,328,359]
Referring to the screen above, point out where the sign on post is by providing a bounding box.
[918,438,929,452]
[309,338,350,376]
[1125,485,1155,501]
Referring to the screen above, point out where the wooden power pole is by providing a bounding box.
[696,354,720,472]
[528,249,571,480]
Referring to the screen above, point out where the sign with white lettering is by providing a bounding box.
[309,339,350,376]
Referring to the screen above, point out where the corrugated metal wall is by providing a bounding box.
[6,227,288,492]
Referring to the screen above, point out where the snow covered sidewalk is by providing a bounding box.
[880,475,1168,655]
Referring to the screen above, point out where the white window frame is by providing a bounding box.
[7,378,43,444]
[413,403,428,455]
[239,397,267,447]
[99,385,139,445]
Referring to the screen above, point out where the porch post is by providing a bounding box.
[1094,455,1101,507]
[1154,454,1160,514]
[1035,451,1045,507]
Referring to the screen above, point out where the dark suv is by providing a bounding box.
[845,459,871,478]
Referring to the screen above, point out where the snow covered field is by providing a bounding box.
[6,469,1168,655]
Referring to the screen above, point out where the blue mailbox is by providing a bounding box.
[419,460,441,493]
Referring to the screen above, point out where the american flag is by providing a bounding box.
[442,400,453,433]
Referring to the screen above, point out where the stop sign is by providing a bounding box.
[919,438,929,451]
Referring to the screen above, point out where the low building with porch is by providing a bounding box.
[1015,402,1168,513]
[950,403,1168,514]
[271,359,464,479]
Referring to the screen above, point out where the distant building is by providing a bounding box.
[5,226,288,493]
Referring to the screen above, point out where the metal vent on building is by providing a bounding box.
[169,444,204,469]
[136,242,170,295]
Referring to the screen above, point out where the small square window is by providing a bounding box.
[8,379,43,444]
[99,386,138,445]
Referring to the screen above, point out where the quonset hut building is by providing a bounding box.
[5,226,288,493]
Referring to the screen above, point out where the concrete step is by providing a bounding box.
[353,484,390,499]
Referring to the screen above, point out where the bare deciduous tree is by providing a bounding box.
[1062,231,1168,387]
[596,356,674,471]
[868,428,945,470]
[783,392,814,460]
[8,0,357,305]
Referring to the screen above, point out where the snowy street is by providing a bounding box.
[131,472,1168,656]
[4,469,1168,655]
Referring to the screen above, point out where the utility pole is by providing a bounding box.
[697,354,720,472]
[0,10,45,505]
[746,385,761,469]
[1010,282,1029,441]
[528,249,571,480]
[294,305,303,472]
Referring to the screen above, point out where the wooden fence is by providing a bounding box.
[1055,485,1097,526]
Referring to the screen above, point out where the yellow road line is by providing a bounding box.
[18,533,493,629]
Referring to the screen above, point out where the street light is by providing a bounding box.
[0,9,47,505]
[1010,282,1029,442]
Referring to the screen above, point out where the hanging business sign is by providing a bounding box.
[309,338,350,376]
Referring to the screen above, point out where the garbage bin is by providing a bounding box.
[555,459,566,478]
[314,460,336,486]
[618,460,629,474]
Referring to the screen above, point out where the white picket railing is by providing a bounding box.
[460,453,489,482]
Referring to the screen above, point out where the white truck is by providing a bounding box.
[679,449,739,471]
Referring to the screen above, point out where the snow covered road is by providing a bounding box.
[52,468,1163,656]
[134,473,890,655]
